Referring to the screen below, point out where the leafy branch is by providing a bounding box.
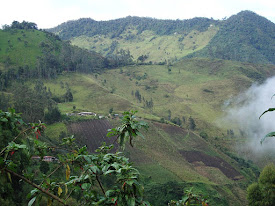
[259,94,275,144]
[0,109,150,205]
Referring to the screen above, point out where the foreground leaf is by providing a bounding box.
[28,196,36,206]
[58,186,62,196]
[66,164,70,180]
[259,108,275,119]
[261,132,275,144]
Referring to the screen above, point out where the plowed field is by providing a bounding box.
[179,150,242,180]
[67,119,117,152]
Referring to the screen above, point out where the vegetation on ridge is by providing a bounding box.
[186,11,275,65]
[48,16,217,40]
[50,10,275,65]
[0,21,112,90]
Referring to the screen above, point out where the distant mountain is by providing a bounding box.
[48,16,217,40]
[187,11,275,64]
[49,11,275,65]
[48,16,219,63]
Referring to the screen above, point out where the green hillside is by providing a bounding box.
[48,16,219,63]
[187,11,275,64]
[70,26,219,64]
[0,23,111,89]
[0,29,47,68]
[1,20,275,205]
[36,58,274,205]
[48,16,217,40]
[49,10,275,65]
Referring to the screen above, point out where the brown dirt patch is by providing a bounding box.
[67,119,117,152]
[179,150,242,180]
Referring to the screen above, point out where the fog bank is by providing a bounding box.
[220,76,275,156]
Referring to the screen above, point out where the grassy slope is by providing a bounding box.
[95,59,275,135]
[0,29,47,68]
[71,25,219,63]
[1,26,267,204]
[41,58,275,150]
[65,11,275,66]
[38,58,275,205]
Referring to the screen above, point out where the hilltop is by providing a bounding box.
[49,10,275,65]
[0,21,111,89]
[188,11,275,64]
[48,16,219,64]
[48,16,217,39]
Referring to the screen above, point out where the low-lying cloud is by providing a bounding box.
[220,76,275,156]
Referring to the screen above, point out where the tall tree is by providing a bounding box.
[247,163,275,205]
[188,116,196,130]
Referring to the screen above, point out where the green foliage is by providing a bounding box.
[247,164,275,205]
[49,16,216,40]
[0,108,45,204]
[3,21,38,30]
[199,131,208,139]
[171,117,182,126]
[64,88,73,102]
[0,26,112,89]
[11,81,54,122]
[169,188,208,206]
[188,116,196,130]
[50,11,275,65]
[137,55,148,63]
[0,92,11,111]
[109,49,134,66]
[0,109,150,205]
[259,96,275,143]
[107,111,148,149]
[44,107,62,124]
[187,11,275,65]
[39,161,50,174]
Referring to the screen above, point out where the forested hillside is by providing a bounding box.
[48,16,217,39]
[0,21,111,90]
[187,11,275,64]
[49,11,275,65]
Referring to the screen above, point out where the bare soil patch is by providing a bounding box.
[67,119,117,152]
[179,150,242,180]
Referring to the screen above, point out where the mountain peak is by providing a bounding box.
[230,10,274,24]
[237,10,257,16]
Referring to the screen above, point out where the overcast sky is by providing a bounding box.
[1,0,275,29]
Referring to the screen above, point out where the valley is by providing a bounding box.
[1,10,275,205]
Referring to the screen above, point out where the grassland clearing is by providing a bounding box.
[71,26,219,63]
[0,29,50,68]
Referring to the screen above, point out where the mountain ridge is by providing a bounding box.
[187,10,275,64]
[48,10,275,65]
[48,16,218,39]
